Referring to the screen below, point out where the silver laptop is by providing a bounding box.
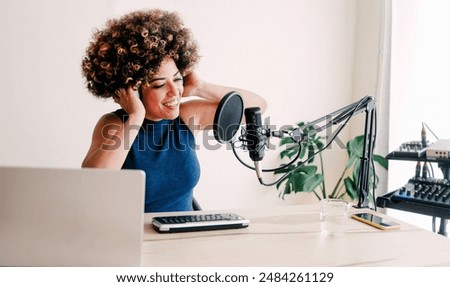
[0,166,145,266]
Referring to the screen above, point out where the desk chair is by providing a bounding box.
[193,197,202,210]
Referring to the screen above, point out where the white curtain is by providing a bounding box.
[373,0,392,200]
[388,0,450,230]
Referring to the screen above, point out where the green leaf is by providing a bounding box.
[296,121,306,128]
[352,160,361,185]
[290,166,324,192]
[316,140,325,150]
[283,181,292,196]
[344,177,359,200]
[280,146,300,160]
[278,165,324,194]
[307,145,315,163]
[345,135,364,169]
[299,174,324,191]
[373,154,389,170]
[279,137,295,146]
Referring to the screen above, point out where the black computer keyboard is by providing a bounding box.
[391,177,450,209]
[152,213,250,233]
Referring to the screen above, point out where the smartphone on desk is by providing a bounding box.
[351,213,400,230]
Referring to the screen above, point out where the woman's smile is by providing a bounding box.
[162,97,180,108]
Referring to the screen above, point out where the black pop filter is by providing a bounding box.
[213,91,244,143]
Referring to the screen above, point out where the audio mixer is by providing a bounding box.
[390,177,450,210]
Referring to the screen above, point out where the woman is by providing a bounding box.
[81,9,266,212]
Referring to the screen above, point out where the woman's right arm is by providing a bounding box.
[82,87,145,169]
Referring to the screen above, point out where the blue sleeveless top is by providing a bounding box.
[113,109,201,213]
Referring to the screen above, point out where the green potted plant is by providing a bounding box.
[274,121,388,203]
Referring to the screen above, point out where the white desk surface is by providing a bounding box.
[142,204,450,267]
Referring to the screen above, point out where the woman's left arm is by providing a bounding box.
[180,72,267,132]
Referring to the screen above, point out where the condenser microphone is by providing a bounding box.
[244,107,266,183]
[244,107,265,161]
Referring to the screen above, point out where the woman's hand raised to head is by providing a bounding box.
[113,86,146,119]
[182,71,203,98]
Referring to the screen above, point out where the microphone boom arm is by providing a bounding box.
[295,96,376,208]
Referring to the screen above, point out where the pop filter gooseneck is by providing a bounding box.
[213,91,244,143]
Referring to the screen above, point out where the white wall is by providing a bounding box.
[0,0,113,167]
[0,0,383,210]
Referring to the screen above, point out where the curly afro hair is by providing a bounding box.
[81,9,200,98]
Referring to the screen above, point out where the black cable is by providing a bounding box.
[231,139,303,173]
[371,107,378,210]
[422,122,439,233]
[371,158,377,211]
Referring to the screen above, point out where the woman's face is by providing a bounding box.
[140,57,184,121]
